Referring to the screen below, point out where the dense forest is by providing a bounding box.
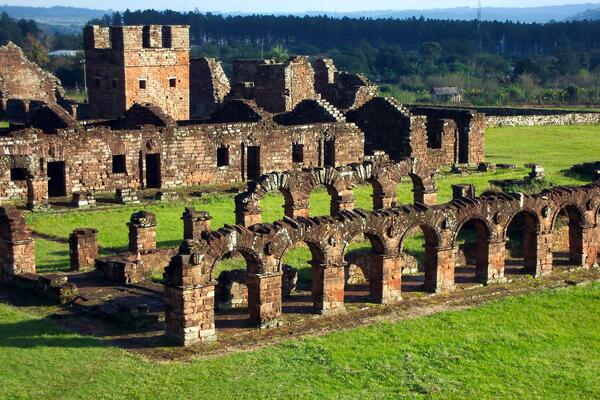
[4,9,600,106]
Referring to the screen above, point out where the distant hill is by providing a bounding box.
[299,3,600,23]
[569,6,600,20]
[0,5,107,32]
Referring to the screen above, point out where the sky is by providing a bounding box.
[2,0,600,13]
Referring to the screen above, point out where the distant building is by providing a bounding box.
[430,87,463,104]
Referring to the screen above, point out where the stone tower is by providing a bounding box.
[84,25,190,120]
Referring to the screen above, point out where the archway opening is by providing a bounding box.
[342,233,386,304]
[505,211,540,276]
[212,251,257,331]
[308,184,339,217]
[259,189,292,223]
[552,205,585,268]
[399,224,439,293]
[454,219,490,285]
[279,242,314,315]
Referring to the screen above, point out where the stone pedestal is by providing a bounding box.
[311,262,345,314]
[0,207,35,280]
[283,202,310,219]
[71,192,96,209]
[69,228,99,271]
[369,253,402,304]
[247,272,283,328]
[116,188,140,204]
[424,246,455,293]
[128,211,157,253]
[26,177,50,211]
[182,208,212,240]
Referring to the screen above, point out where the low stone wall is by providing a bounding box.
[95,248,178,285]
[486,112,600,127]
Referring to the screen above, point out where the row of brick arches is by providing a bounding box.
[234,158,438,226]
[166,182,600,345]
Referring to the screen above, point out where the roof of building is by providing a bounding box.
[431,87,463,96]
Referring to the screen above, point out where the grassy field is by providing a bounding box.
[1,124,600,399]
[0,121,8,128]
[1,283,599,399]
[25,124,600,274]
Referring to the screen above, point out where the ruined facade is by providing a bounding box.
[0,103,364,201]
[84,25,191,120]
[347,97,486,167]
[0,42,64,105]
[313,58,378,110]
[190,57,231,118]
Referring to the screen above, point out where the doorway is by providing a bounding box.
[145,153,161,188]
[47,161,66,197]
[247,146,260,180]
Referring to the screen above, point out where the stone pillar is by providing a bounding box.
[182,208,212,240]
[163,248,217,346]
[0,207,35,280]
[373,192,396,209]
[128,211,157,253]
[26,177,50,211]
[413,188,437,206]
[236,211,262,227]
[69,228,99,271]
[164,280,217,346]
[476,240,507,284]
[524,232,553,276]
[283,199,310,219]
[247,272,283,328]
[581,225,598,268]
[311,262,345,314]
[452,184,475,200]
[330,191,355,216]
[424,246,455,293]
[0,98,7,119]
[369,253,402,304]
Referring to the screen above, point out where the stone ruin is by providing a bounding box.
[0,25,486,205]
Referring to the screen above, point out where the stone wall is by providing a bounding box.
[84,25,191,120]
[0,42,64,106]
[346,97,463,169]
[190,57,231,118]
[486,113,600,127]
[0,105,364,201]
[313,59,378,110]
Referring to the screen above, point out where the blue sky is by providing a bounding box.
[3,0,600,12]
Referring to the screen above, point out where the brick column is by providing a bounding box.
[330,191,355,216]
[311,262,345,314]
[182,208,212,240]
[163,250,217,346]
[581,225,598,268]
[283,199,310,219]
[475,240,507,284]
[128,211,157,253]
[424,246,455,293]
[26,177,50,211]
[0,207,35,280]
[524,232,553,276]
[69,228,99,271]
[247,272,283,328]
[413,187,437,205]
[369,253,402,304]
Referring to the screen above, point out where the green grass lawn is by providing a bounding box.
[26,124,600,274]
[0,121,8,128]
[1,283,599,399]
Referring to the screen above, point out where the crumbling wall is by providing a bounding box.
[190,58,231,118]
[0,42,64,105]
[313,59,378,110]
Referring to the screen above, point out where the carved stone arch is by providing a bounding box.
[452,215,494,246]
[502,208,542,240]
